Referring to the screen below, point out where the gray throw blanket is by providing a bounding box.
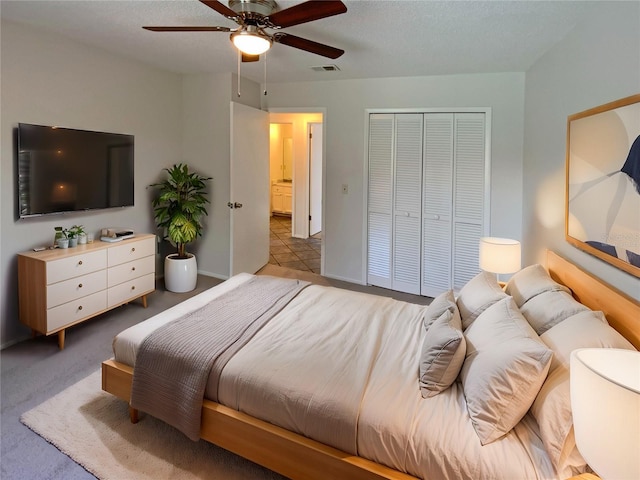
[130,275,310,441]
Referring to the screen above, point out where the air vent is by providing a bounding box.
[311,65,341,72]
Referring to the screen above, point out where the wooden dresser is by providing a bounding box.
[18,234,155,349]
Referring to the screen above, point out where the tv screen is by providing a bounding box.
[17,123,134,218]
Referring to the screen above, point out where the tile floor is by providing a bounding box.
[269,215,321,274]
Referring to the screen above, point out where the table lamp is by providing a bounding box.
[478,237,521,282]
[570,348,640,479]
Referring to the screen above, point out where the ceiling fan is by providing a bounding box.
[143,0,347,62]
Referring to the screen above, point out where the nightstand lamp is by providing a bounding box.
[479,237,521,283]
[570,348,640,480]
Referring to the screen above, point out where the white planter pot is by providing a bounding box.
[164,253,197,293]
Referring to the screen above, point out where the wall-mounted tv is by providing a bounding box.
[17,123,134,218]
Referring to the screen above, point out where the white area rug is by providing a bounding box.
[20,371,287,480]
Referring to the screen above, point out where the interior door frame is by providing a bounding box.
[362,107,492,287]
[268,107,327,275]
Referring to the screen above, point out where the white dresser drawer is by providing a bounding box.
[46,270,107,309]
[273,185,292,194]
[46,250,107,284]
[107,255,155,288]
[107,273,155,308]
[47,290,107,333]
[108,237,155,267]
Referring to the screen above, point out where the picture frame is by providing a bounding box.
[565,93,640,278]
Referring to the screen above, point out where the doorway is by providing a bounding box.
[268,111,324,274]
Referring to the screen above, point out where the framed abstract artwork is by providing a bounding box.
[566,94,640,278]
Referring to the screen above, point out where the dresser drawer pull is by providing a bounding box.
[132,267,136,271]
[78,305,83,311]
[78,283,83,288]
[131,247,136,253]
[131,286,136,291]
[78,260,83,266]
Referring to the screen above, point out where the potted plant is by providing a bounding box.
[70,225,87,244]
[150,163,211,292]
[66,225,83,247]
[55,228,69,249]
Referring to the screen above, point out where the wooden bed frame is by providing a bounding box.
[101,251,640,480]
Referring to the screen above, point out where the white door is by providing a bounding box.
[392,114,423,295]
[367,114,394,289]
[309,123,323,236]
[230,102,270,275]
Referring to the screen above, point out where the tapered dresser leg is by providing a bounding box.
[57,330,65,350]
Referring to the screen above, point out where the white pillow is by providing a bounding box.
[505,263,570,307]
[460,297,553,445]
[531,310,635,474]
[456,271,508,330]
[423,290,456,331]
[520,290,589,335]
[419,303,466,398]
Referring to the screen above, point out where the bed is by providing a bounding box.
[101,251,640,480]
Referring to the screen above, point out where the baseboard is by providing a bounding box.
[197,270,230,281]
[322,272,365,285]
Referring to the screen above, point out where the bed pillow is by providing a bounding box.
[419,302,466,398]
[423,290,456,331]
[456,271,508,330]
[519,290,589,335]
[460,297,553,445]
[531,310,635,474]
[505,263,570,307]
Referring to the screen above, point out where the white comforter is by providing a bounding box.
[113,273,557,480]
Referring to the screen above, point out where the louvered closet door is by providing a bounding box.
[452,113,486,290]
[421,114,454,297]
[393,114,423,294]
[367,114,394,289]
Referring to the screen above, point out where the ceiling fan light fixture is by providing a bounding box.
[231,27,272,55]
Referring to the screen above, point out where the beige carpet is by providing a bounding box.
[20,371,287,480]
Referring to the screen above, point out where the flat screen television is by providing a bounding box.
[17,123,134,218]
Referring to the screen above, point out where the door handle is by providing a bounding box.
[227,202,243,209]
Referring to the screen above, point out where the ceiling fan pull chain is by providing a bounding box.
[237,49,242,97]
[263,51,268,96]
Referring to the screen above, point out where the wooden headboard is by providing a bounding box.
[546,251,640,350]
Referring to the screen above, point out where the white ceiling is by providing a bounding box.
[1,0,599,84]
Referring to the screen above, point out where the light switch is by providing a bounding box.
[342,184,348,194]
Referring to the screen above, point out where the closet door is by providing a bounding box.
[421,114,454,297]
[392,114,423,294]
[367,114,394,289]
[452,113,486,290]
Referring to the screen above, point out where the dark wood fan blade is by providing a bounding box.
[275,33,344,59]
[143,26,232,32]
[242,53,260,62]
[199,0,239,20]
[267,0,347,28]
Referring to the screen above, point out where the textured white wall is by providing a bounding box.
[262,73,526,283]
[523,1,640,299]
[1,20,184,347]
[181,73,262,279]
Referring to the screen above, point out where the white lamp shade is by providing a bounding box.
[570,348,640,479]
[478,237,521,274]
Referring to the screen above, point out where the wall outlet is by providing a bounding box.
[342,184,348,194]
